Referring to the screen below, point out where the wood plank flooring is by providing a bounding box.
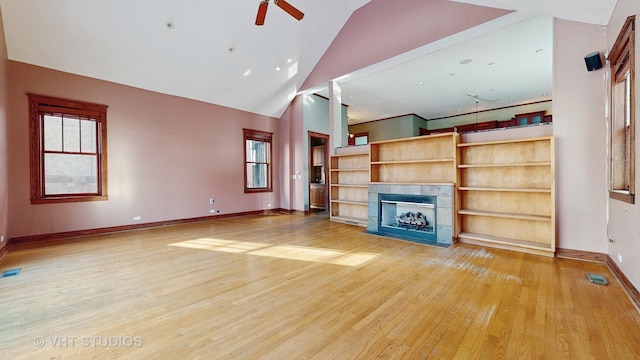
[1,213,639,359]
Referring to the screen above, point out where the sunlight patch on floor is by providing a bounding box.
[168,238,379,266]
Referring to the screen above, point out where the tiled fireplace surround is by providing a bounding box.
[367,184,455,246]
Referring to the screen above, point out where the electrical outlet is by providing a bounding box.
[133,216,142,221]
[268,203,272,208]
[209,209,216,214]
[618,253,623,263]
[209,198,215,204]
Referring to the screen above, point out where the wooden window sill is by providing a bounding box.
[609,190,635,204]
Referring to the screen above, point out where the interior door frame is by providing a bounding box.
[308,131,330,211]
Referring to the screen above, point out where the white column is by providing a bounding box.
[329,80,347,149]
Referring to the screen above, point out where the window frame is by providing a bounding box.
[608,15,636,204]
[243,128,273,193]
[28,94,108,204]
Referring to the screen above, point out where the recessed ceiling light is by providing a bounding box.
[276,67,281,71]
[229,47,235,53]
[459,59,473,65]
[243,69,251,77]
[287,58,293,63]
[418,81,424,85]
[166,22,174,29]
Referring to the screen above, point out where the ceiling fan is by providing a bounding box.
[255,0,305,26]
[464,93,490,106]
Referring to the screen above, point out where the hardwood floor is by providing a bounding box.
[1,213,639,359]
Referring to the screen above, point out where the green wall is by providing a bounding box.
[348,115,420,142]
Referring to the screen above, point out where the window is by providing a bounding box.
[608,16,636,204]
[348,132,369,146]
[515,111,545,126]
[243,129,272,193]
[28,94,108,204]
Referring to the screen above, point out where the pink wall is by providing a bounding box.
[553,19,608,253]
[606,0,640,291]
[0,8,9,252]
[7,62,279,239]
[301,0,509,91]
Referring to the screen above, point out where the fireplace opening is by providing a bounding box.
[378,194,437,243]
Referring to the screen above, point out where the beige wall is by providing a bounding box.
[0,7,8,252]
[7,62,280,239]
[606,0,640,291]
[553,19,608,254]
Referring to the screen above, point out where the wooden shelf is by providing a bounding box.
[330,215,368,227]
[456,136,553,147]
[369,182,455,186]
[457,162,551,168]
[330,199,367,206]
[458,187,552,193]
[330,151,369,157]
[330,168,369,172]
[369,133,459,183]
[457,232,554,257]
[371,159,454,165]
[330,151,370,226]
[370,131,456,144]
[458,209,551,222]
[330,184,368,188]
[457,136,555,256]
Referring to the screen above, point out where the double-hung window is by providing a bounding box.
[243,129,273,193]
[29,94,108,204]
[608,16,636,204]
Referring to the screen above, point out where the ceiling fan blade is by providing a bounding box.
[255,0,268,26]
[274,0,304,21]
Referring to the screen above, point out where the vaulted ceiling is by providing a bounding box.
[0,0,371,118]
[0,0,618,122]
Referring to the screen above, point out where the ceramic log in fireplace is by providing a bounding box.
[378,194,437,243]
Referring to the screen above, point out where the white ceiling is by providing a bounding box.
[0,0,371,118]
[0,0,617,122]
[320,0,617,124]
[333,14,554,123]
[450,0,617,26]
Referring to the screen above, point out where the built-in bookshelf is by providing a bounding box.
[329,151,369,227]
[456,136,555,257]
[369,132,459,184]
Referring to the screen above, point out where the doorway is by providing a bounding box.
[308,131,329,212]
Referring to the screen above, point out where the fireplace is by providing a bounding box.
[379,194,436,242]
[368,184,454,246]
